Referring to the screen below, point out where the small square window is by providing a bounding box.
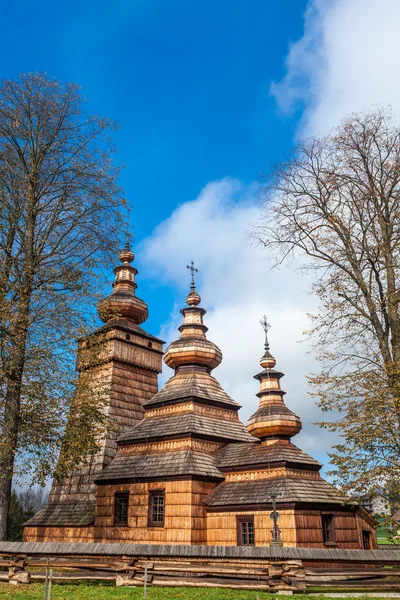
[148,490,165,527]
[237,516,255,546]
[114,493,129,526]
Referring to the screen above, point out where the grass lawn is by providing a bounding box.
[0,583,397,600]
[0,583,284,599]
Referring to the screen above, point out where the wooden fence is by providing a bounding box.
[2,542,400,592]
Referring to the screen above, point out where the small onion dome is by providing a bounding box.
[97,244,148,325]
[186,290,201,306]
[260,351,276,369]
[247,404,302,440]
[97,293,148,324]
[164,336,222,370]
[118,247,135,264]
[247,338,302,440]
[164,290,222,371]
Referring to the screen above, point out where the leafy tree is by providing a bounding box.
[6,487,47,541]
[255,107,400,498]
[7,491,25,541]
[0,73,125,539]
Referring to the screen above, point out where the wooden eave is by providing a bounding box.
[118,431,251,447]
[204,501,359,513]
[143,395,241,412]
[218,461,321,473]
[95,474,222,486]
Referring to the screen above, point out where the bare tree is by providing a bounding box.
[0,73,125,539]
[255,107,400,497]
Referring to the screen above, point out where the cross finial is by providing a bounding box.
[125,225,135,251]
[260,315,271,352]
[187,260,198,290]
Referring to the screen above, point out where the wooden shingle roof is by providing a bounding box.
[143,370,240,409]
[97,318,164,343]
[205,476,346,507]
[1,541,400,562]
[248,404,301,421]
[215,441,321,470]
[24,501,95,527]
[95,450,224,483]
[118,413,254,444]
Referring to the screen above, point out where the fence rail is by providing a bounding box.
[1,542,400,592]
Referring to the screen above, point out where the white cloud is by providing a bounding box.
[137,0,400,475]
[271,0,400,135]
[139,178,337,457]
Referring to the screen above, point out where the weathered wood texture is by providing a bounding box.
[1,541,400,562]
[94,480,216,544]
[4,545,400,592]
[25,324,163,542]
[295,509,377,551]
[46,360,160,505]
[24,526,95,543]
[0,551,306,592]
[207,509,297,546]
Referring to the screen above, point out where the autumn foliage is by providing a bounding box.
[256,107,400,498]
[0,73,125,538]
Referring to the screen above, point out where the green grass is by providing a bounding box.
[377,538,395,545]
[0,584,397,600]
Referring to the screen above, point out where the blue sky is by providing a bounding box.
[1,0,308,349]
[4,0,400,470]
[1,0,306,242]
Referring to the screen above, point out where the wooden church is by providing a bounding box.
[24,245,377,549]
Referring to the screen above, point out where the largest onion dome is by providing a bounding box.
[97,241,148,325]
[247,316,302,440]
[164,262,222,372]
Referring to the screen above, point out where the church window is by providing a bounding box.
[114,493,129,526]
[237,516,255,546]
[148,490,165,526]
[321,513,335,543]
[362,529,371,549]
[126,334,130,341]
[148,341,152,348]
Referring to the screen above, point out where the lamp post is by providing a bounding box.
[270,492,283,547]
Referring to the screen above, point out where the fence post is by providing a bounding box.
[47,568,52,600]
[143,561,148,600]
[43,559,49,600]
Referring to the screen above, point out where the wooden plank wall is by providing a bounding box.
[207,510,297,547]
[191,481,215,544]
[95,480,217,544]
[23,526,95,543]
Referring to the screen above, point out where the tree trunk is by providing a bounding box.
[0,363,24,540]
[0,206,34,540]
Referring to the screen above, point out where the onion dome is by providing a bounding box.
[247,317,302,440]
[164,262,222,372]
[97,240,148,325]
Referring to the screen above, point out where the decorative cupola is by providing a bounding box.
[164,261,222,372]
[97,240,148,325]
[247,316,302,441]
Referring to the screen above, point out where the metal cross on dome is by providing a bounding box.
[260,315,271,352]
[187,261,198,290]
[124,225,135,250]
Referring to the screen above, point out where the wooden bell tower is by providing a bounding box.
[24,243,163,541]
